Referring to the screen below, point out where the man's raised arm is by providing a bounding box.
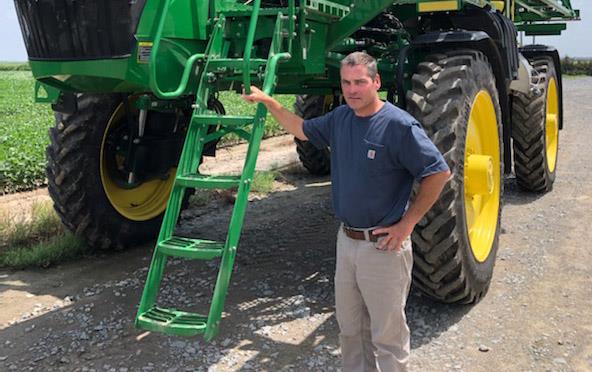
[241,86,308,141]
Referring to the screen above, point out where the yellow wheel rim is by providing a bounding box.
[100,101,175,221]
[545,77,559,173]
[464,90,501,263]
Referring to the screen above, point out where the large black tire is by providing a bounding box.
[512,56,559,192]
[47,94,183,250]
[293,95,331,175]
[406,50,503,303]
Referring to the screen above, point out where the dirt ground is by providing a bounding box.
[1,77,592,372]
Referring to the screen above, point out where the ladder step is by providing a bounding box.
[136,306,207,337]
[206,58,267,72]
[176,174,241,189]
[192,114,255,127]
[158,237,224,259]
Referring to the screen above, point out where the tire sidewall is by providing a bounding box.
[511,56,559,192]
[455,58,503,295]
[50,94,163,248]
[294,95,332,175]
[406,50,503,303]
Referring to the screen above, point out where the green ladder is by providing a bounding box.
[135,2,293,341]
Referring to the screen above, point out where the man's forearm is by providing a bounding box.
[374,169,450,250]
[242,86,308,140]
[262,97,308,140]
[400,170,451,227]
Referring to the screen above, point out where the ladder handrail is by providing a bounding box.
[203,52,290,341]
[243,0,263,95]
[203,11,291,339]
[262,52,292,94]
[288,0,295,52]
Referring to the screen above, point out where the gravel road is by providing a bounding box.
[1,77,591,372]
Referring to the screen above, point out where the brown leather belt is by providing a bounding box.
[342,226,387,242]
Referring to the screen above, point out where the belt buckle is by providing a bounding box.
[343,226,360,240]
[368,228,387,242]
[343,225,379,242]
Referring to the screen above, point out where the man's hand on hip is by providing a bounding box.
[373,170,450,252]
[372,221,414,251]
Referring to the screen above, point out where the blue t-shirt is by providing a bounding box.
[303,102,449,228]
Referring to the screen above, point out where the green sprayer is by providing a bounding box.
[14,0,579,339]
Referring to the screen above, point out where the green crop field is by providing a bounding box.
[0,70,292,194]
[0,62,30,71]
[0,71,53,194]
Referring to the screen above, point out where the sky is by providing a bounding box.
[1,0,590,61]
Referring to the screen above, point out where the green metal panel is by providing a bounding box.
[515,0,577,19]
[162,0,209,39]
[135,0,208,39]
[517,22,567,35]
[513,0,578,35]
[414,0,579,26]
[34,82,60,104]
[136,0,209,40]
[29,58,147,93]
[304,21,330,74]
[514,0,578,22]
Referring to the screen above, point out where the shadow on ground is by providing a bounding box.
[0,166,474,370]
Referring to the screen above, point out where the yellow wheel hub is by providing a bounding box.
[545,77,559,173]
[100,102,175,221]
[464,90,501,263]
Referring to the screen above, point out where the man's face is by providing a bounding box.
[340,64,381,113]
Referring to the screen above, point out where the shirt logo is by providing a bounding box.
[367,149,376,160]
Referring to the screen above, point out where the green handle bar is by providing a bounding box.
[148,0,205,99]
[149,0,265,99]
[262,53,291,94]
[243,0,262,95]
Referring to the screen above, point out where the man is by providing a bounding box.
[242,52,450,371]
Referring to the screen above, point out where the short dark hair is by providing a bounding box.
[340,52,378,80]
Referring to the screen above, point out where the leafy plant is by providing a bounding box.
[0,71,53,194]
[251,170,279,194]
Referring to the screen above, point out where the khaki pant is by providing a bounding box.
[335,226,413,372]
